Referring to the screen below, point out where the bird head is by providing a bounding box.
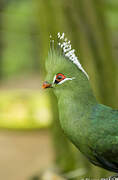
[42,33,89,97]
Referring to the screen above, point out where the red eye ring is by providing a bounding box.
[56,73,66,82]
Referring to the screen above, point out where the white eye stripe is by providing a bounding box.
[58,77,75,85]
[52,75,75,85]
[53,75,56,83]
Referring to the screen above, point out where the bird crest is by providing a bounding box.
[50,32,89,78]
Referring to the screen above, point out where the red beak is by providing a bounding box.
[42,81,52,89]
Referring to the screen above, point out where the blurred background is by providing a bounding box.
[0,0,118,179]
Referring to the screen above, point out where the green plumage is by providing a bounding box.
[43,34,118,173]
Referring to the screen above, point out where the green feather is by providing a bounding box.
[44,33,118,173]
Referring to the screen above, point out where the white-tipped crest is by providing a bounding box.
[57,32,89,78]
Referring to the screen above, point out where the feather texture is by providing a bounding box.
[43,33,118,175]
[50,33,89,79]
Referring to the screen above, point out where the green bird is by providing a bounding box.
[42,32,118,175]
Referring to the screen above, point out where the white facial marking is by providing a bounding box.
[53,75,56,84]
[58,77,75,85]
[52,74,75,85]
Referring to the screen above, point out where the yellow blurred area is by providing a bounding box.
[0,91,52,129]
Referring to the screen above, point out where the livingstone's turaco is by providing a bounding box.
[42,33,118,178]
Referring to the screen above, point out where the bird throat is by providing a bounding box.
[55,86,97,148]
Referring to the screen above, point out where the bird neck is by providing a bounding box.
[57,81,97,112]
[58,85,97,117]
[55,81,97,144]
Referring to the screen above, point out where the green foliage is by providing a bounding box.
[105,0,118,29]
[2,0,39,78]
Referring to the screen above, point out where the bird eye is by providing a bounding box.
[54,73,66,84]
[57,75,63,80]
